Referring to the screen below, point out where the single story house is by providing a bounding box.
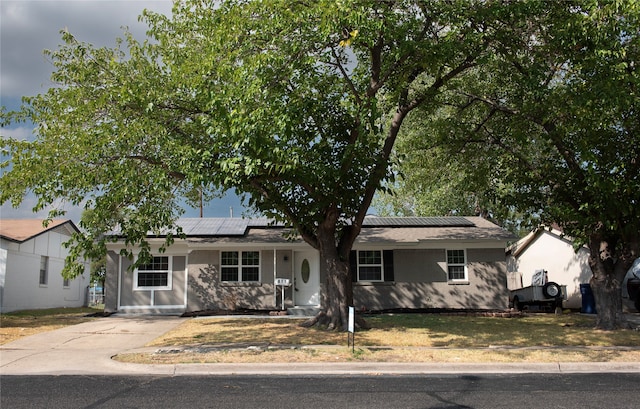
[0,219,90,313]
[506,227,640,310]
[104,216,516,315]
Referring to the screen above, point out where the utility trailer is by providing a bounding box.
[509,269,567,311]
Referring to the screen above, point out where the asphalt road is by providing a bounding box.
[1,373,638,409]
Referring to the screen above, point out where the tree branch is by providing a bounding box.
[107,155,187,181]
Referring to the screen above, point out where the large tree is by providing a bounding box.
[2,0,541,329]
[389,1,640,329]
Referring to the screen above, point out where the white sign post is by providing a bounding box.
[347,306,355,352]
[275,278,290,311]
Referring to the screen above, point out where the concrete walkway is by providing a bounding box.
[1,315,640,376]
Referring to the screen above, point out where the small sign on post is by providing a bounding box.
[275,278,290,311]
[347,306,355,352]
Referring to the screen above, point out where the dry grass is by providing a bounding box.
[0,307,102,345]
[114,313,640,364]
[148,313,640,348]
[3,308,639,364]
[116,347,640,364]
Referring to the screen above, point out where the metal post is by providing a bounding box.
[348,306,355,352]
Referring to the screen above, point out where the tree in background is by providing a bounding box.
[1,0,560,329]
[386,1,639,329]
[373,113,535,238]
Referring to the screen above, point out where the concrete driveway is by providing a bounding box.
[0,316,186,375]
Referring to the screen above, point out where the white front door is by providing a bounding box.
[294,250,320,306]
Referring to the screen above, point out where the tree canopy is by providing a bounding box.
[4,0,630,328]
[380,0,639,328]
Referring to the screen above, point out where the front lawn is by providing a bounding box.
[0,307,103,345]
[115,312,640,364]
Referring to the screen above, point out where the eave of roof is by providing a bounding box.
[506,227,578,257]
[0,219,77,243]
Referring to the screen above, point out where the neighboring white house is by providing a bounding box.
[506,227,640,311]
[0,219,90,313]
[506,227,591,309]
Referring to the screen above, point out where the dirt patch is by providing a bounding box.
[84,311,116,317]
[115,347,640,365]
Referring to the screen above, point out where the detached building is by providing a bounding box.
[0,219,90,313]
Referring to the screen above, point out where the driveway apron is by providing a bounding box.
[0,316,185,375]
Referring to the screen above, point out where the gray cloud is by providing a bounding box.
[1,1,173,221]
[1,0,173,99]
[0,1,253,222]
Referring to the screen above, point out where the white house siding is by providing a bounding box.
[507,230,591,309]
[0,248,7,311]
[0,230,88,313]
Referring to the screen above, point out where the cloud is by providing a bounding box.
[1,0,173,98]
[0,195,85,222]
[0,1,256,223]
[0,126,33,140]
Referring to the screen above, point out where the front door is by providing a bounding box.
[294,250,320,306]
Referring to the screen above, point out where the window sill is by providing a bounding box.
[355,281,395,286]
[448,281,470,285]
[134,286,172,291]
[220,282,262,287]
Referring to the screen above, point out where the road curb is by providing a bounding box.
[101,361,640,376]
[173,361,640,375]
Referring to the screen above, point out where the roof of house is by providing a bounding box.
[172,216,475,236]
[506,227,581,257]
[0,219,79,243]
[356,216,515,243]
[121,216,516,244]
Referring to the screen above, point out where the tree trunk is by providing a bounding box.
[299,209,355,331]
[588,235,628,330]
[321,249,353,330]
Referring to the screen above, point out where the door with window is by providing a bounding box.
[294,250,320,306]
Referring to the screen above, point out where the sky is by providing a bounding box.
[0,0,246,222]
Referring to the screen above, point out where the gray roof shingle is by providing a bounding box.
[133,216,515,242]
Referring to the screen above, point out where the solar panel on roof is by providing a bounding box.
[109,216,476,238]
[218,219,252,235]
[175,218,285,236]
[362,216,474,227]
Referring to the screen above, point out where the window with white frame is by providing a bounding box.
[63,278,70,288]
[446,249,467,281]
[357,250,383,281]
[135,256,172,290]
[39,256,49,286]
[221,251,260,282]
